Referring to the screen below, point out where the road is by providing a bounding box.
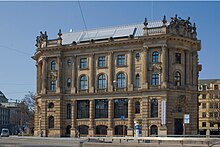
[0,136,85,147]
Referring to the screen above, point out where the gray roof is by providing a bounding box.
[198,79,220,85]
[62,21,167,45]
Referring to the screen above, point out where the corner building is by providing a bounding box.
[33,15,202,137]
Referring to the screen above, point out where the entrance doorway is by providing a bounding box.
[66,125,71,137]
[174,119,183,135]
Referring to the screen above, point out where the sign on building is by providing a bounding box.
[161,100,166,125]
[184,114,190,124]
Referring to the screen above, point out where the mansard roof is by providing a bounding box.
[198,79,220,85]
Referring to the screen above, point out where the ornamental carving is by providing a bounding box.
[50,71,57,80]
[173,95,187,113]
[149,63,162,73]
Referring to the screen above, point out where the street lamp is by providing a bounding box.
[113,80,117,92]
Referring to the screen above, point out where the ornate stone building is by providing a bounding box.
[33,15,202,137]
[198,79,220,135]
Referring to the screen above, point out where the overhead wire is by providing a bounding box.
[78,0,90,39]
[0,44,32,56]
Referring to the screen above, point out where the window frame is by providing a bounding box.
[98,56,106,68]
[80,58,88,69]
[51,60,56,72]
[114,98,128,118]
[151,73,160,86]
[80,75,88,90]
[67,103,71,119]
[175,53,181,64]
[152,51,159,63]
[77,100,90,119]
[51,80,56,91]
[98,74,107,89]
[117,73,126,88]
[135,74,140,88]
[95,99,108,118]
[174,72,181,86]
[150,98,158,118]
[117,55,126,66]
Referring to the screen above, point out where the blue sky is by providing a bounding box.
[0,1,219,101]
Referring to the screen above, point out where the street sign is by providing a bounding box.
[184,114,190,124]
[120,115,125,121]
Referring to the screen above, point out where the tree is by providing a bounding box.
[20,91,35,134]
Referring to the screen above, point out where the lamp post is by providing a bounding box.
[113,80,117,92]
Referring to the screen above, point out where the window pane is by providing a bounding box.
[114,99,128,118]
[151,99,158,117]
[51,80,56,91]
[175,53,181,64]
[117,55,125,66]
[80,58,87,69]
[117,73,126,88]
[152,51,159,63]
[77,100,89,118]
[98,56,106,67]
[136,74,140,88]
[98,74,107,89]
[95,99,108,118]
[80,76,88,90]
[51,61,56,71]
[152,74,159,86]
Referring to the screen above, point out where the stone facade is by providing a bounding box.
[33,15,201,137]
[198,79,220,135]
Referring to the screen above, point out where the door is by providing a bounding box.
[174,119,183,135]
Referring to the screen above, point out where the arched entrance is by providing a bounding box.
[115,125,127,136]
[150,125,158,136]
[66,125,71,137]
[78,125,89,136]
[96,125,107,136]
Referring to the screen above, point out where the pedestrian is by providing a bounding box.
[41,131,43,137]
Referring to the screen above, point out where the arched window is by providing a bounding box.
[115,125,127,136]
[48,116,54,128]
[150,125,158,136]
[135,74,140,88]
[152,51,159,63]
[174,72,181,86]
[80,75,88,90]
[98,74,107,89]
[117,73,126,88]
[67,103,71,119]
[96,125,107,135]
[48,102,54,108]
[51,80,56,91]
[151,99,158,117]
[135,101,140,114]
[152,73,159,86]
[51,60,56,71]
[67,78,71,88]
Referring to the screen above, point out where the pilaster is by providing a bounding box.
[127,98,134,136]
[71,100,76,137]
[56,56,61,93]
[161,46,167,88]
[107,99,114,136]
[89,99,95,136]
[108,52,113,92]
[141,48,148,89]
[128,51,133,91]
[41,100,47,137]
[89,54,94,93]
[71,56,76,94]
[142,97,149,137]
[41,57,47,94]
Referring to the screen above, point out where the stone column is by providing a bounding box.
[128,51,133,91]
[41,100,47,137]
[36,62,42,94]
[56,56,61,93]
[71,56,76,94]
[127,98,134,136]
[192,51,197,89]
[34,101,39,136]
[142,97,149,137]
[41,57,47,94]
[161,46,167,88]
[89,99,95,136]
[89,55,94,93]
[107,99,114,136]
[108,52,113,92]
[71,100,76,137]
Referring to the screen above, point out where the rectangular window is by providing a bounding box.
[202,112,206,118]
[210,122,214,127]
[95,99,108,118]
[209,103,214,109]
[117,55,125,66]
[77,100,89,119]
[51,80,56,91]
[98,56,106,68]
[209,112,214,118]
[114,98,128,118]
[175,53,181,64]
[214,85,219,90]
[202,103,206,109]
[80,58,87,69]
[202,122,206,127]
[152,74,160,86]
[202,94,206,99]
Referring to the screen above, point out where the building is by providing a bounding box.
[0,91,10,131]
[198,79,220,135]
[33,15,202,137]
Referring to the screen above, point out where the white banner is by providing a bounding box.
[184,114,190,124]
[161,100,166,125]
